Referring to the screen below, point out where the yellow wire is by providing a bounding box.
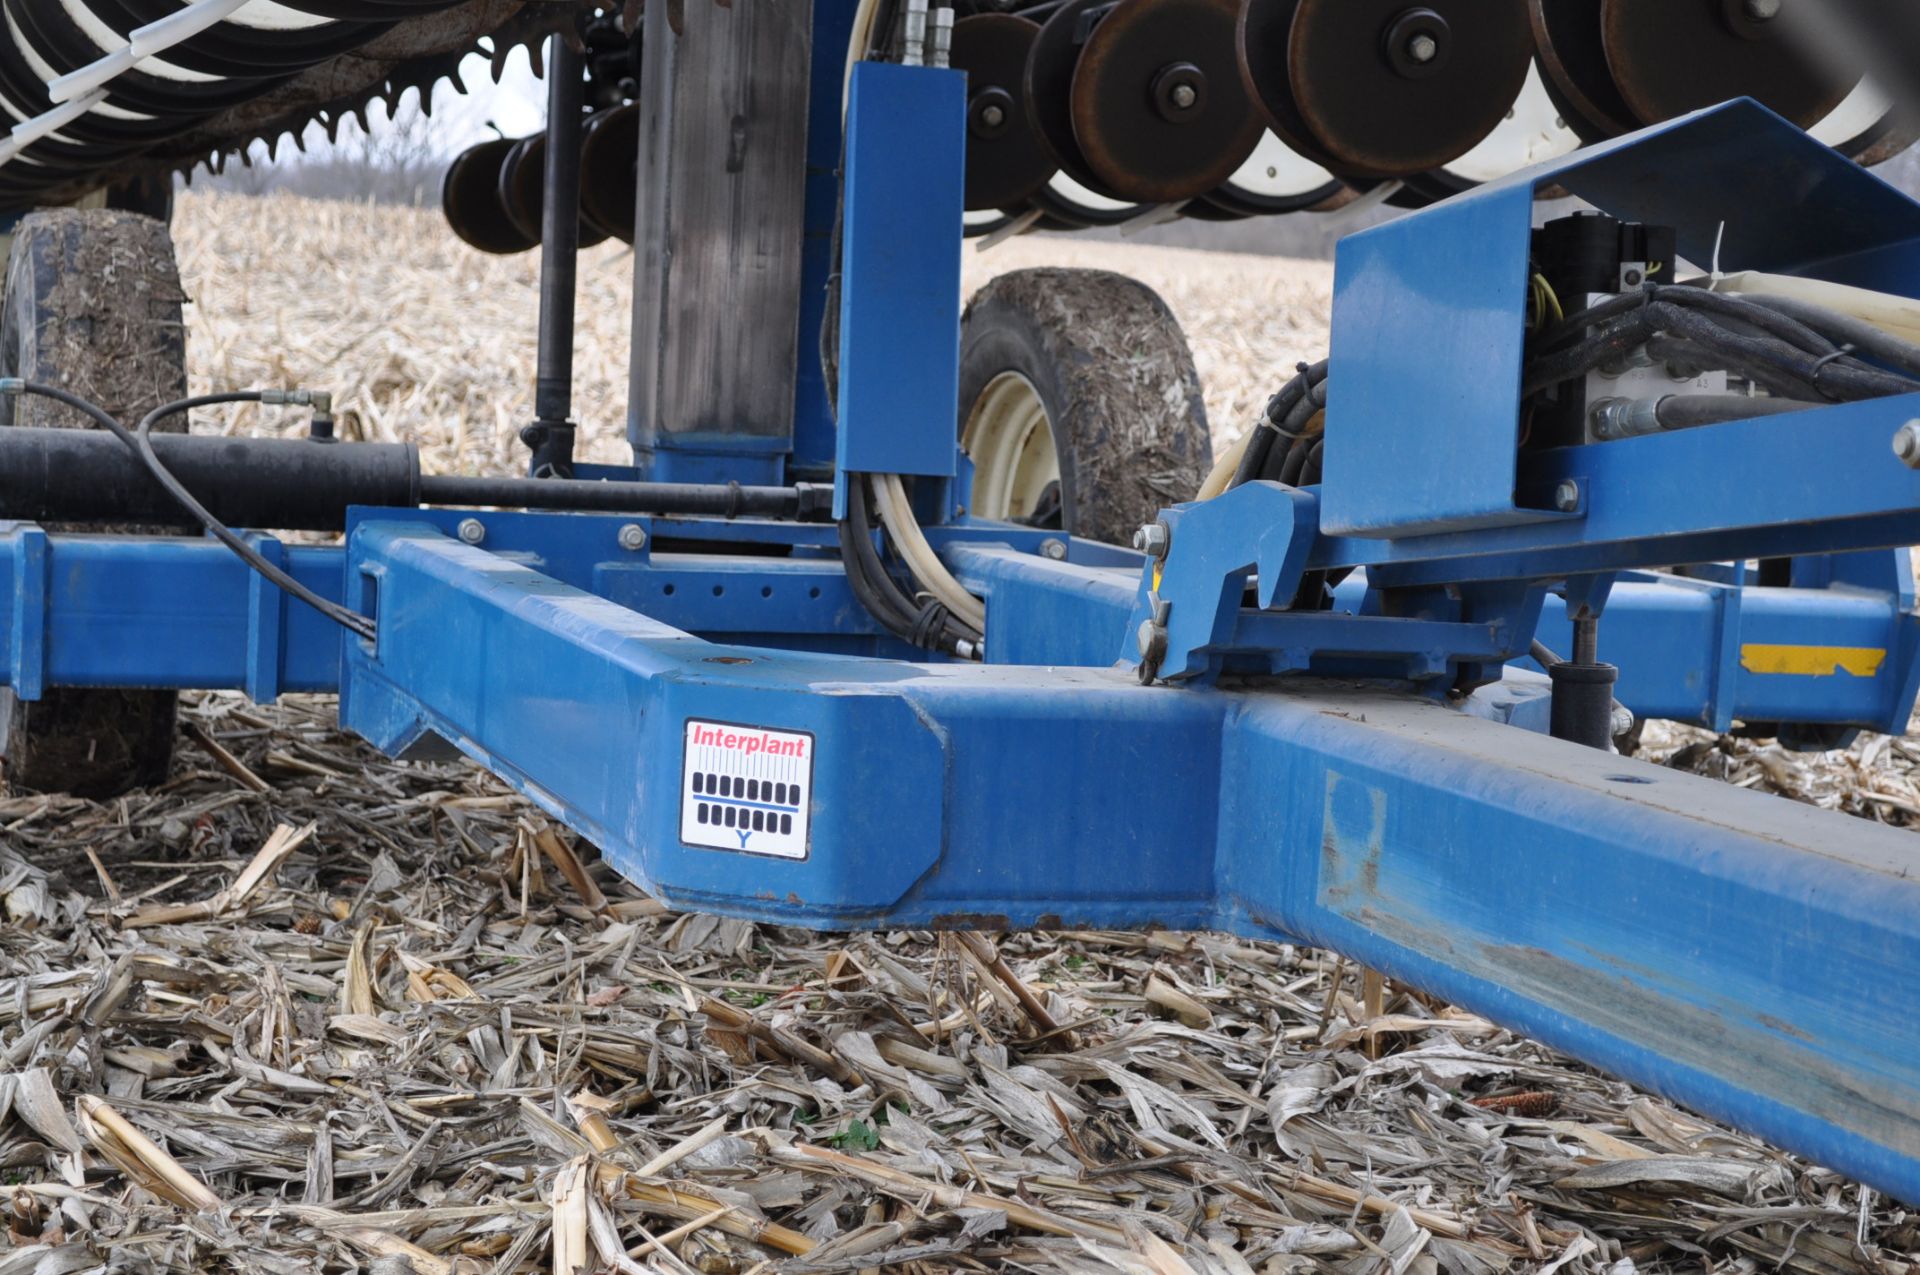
[1533,273,1564,324]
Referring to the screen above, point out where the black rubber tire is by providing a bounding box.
[957,268,1212,548]
[0,209,188,798]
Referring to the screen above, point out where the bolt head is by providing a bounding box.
[1136,618,1162,660]
[1553,480,1580,512]
[1132,522,1171,559]
[1170,83,1197,109]
[1407,32,1439,63]
[457,517,486,545]
[1039,537,1067,561]
[1894,421,1920,466]
[618,523,648,551]
[1744,0,1781,19]
[981,103,1006,128]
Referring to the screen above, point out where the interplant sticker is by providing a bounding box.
[679,719,813,859]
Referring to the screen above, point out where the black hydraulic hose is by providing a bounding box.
[1260,375,1329,485]
[1298,437,1326,487]
[1532,284,1834,359]
[1277,430,1315,487]
[1642,334,1825,403]
[838,514,918,636]
[838,479,978,654]
[1522,301,1920,400]
[1654,286,1840,359]
[1652,394,1815,430]
[1231,359,1327,490]
[1740,293,1920,381]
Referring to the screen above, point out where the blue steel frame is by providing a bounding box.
[2,93,1920,1206]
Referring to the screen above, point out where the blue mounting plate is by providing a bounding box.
[1321,99,1920,539]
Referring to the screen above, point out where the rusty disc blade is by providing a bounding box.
[1529,0,1636,141]
[1238,0,1346,171]
[1285,0,1534,178]
[1068,0,1263,203]
[1599,0,1856,128]
[954,14,1056,211]
[1025,0,1135,201]
[442,137,536,255]
[581,104,640,244]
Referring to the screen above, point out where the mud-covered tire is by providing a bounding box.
[0,209,189,798]
[957,268,1211,548]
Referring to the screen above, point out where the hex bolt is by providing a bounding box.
[1170,83,1197,109]
[618,523,648,551]
[1039,537,1067,561]
[457,517,486,545]
[1894,420,1920,468]
[981,103,1005,128]
[1132,521,1170,559]
[1745,0,1781,19]
[1407,32,1439,63]
[1553,479,1581,512]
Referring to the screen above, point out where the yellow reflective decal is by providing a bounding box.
[1739,644,1886,677]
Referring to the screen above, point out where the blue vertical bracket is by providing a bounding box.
[245,533,287,704]
[832,60,966,517]
[1709,562,1746,734]
[9,524,45,701]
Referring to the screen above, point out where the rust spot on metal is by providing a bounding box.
[927,913,1013,932]
[1758,1012,1814,1043]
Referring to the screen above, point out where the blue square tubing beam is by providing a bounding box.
[340,518,1920,1205]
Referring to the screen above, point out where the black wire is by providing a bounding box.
[6,382,379,641]
[132,393,378,639]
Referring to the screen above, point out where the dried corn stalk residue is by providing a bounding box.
[0,193,1912,1272]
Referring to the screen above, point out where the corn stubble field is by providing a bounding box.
[2,192,1918,1273]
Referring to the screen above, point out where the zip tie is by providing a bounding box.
[1809,344,1856,397]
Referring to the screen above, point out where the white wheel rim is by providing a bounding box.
[1811,78,1892,149]
[1444,64,1580,184]
[1224,130,1334,198]
[1046,171,1134,213]
[962,371,1060,522]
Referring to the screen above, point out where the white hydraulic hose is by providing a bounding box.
[841,0,884,116]
[0,88,107,165]
[870,472,987,635]
[1197,428,1253,501]
[46,0,250,104]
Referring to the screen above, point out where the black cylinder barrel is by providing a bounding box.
[0,427,418,531]
[0,426,815,530]
[1547,660,1620,750]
